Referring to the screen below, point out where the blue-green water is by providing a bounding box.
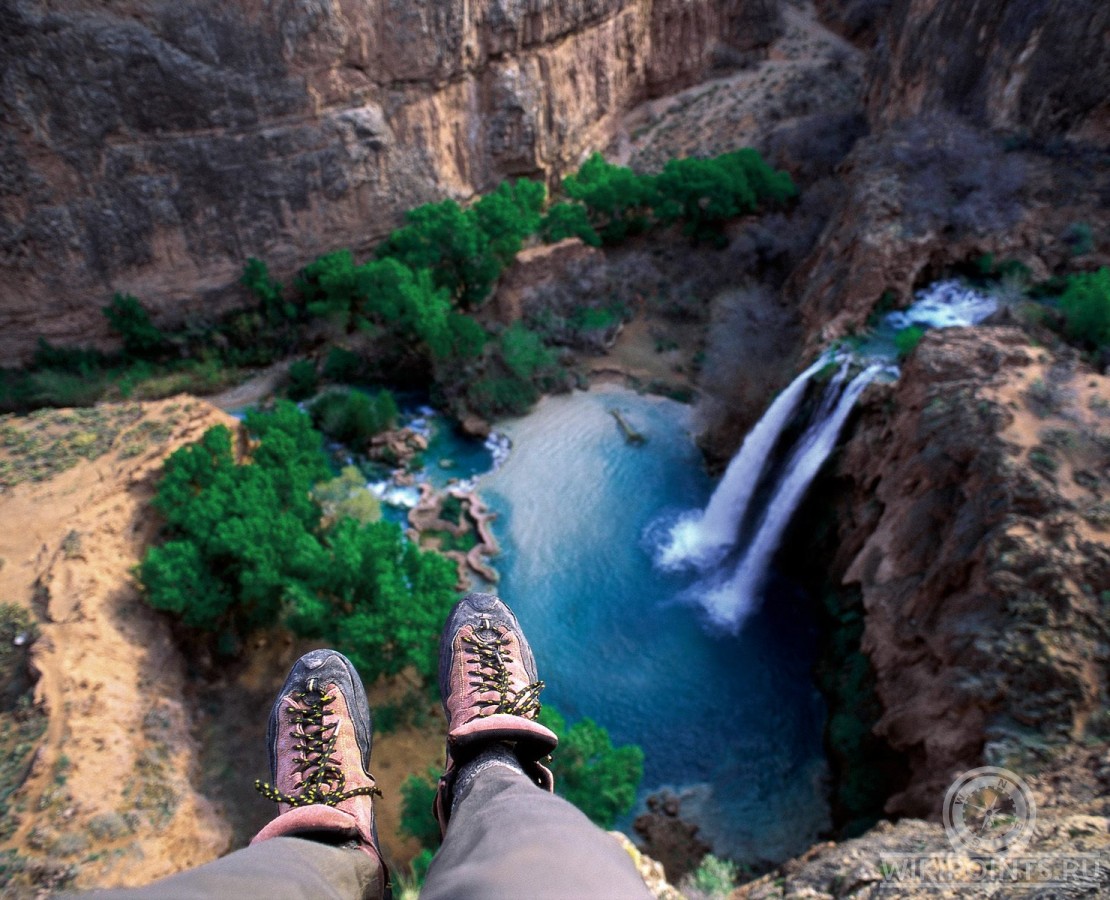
[477,385,831,863]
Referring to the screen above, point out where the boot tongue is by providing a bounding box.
[474,616,500,644]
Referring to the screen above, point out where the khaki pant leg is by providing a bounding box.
[421,766,652,900]
[77,835,383,900]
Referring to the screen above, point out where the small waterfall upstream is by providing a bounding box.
[658,280,998,632]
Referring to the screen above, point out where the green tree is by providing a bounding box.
[139,401,456,682]
[103,293,167,360]
[563,153,656,243]
[538,707,644,829]
[310,388,398,447]
[1060,267,1110,348]
[377,201,500,309]
[242,258,293,324]
[474,179,546,266]
[296,250,370,330]
[653,150,796,241]
[539,202,601,247]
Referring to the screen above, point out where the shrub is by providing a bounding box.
[242,258,293,324]
[399,767,441,849]
[103,294,167,360]
[539,202,601,247]
[310,389,398,447]
[893,324,926,359]
[322,347,364,383]
[537,707,644,829]
[1059,267,1110,349]
[286,360,318,401]
[498,324,558,383]
[466,375,538,419]
[685,854,739,898]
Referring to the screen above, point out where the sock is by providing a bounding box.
[451,742,524,817]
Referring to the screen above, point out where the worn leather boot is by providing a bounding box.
[433,592,559,832]
[252,649,389,897]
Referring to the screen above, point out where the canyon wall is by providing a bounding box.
[867,0,1110,142]
[0,0,780,364]
[788,0,1109,354]
[831,328,1110,816]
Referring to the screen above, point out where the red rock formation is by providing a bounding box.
[831,328,1110,816]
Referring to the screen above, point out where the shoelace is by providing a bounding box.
[464,623,544,718]
[255,678,381,807]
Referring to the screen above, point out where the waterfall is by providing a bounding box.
[658,354,833,571]
[656,277,996,632]
[698,365,882,630]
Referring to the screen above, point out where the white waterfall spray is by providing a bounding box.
[698,364,883,630]
[657,354,832,571]
[655,278,998,633]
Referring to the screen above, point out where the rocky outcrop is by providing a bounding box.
[0,0,781,365]
[788,113,1110,356]
[828,328,1110,817]
[867,0,1110,143]
[738,740,1109,897]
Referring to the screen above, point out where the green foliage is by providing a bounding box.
[313,466,381,525]
[360,259,457,358]
[538,707,644,829]
[688,854,739,898]
[465,376,538,419]
[322,347,364,383]
[893,325,926,359]
[242,258,293,324]
[140,403,457,682]
[103,294,167,360]
[474,179,546,266]
[564,149,794,245]
[286,360,319,401]
[399,766,441,849]
[498,324,558,383]
[1059,267,1110,348]
[539,202,601,247]
[297,250,371,329]
[310,388,398,446]
[654,150,795,242]
[378,201,500,310]
[563,153,657,244]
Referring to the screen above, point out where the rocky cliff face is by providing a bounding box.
[0,0,780,365]
[829,328,1110,817]
[867,0,1110,143]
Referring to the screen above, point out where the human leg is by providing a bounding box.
[83,835,383,900]
[423,592,651,900]
[82,649,388,899]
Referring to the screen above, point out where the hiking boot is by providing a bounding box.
[434,592,558,829]
[252,649,387,887]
